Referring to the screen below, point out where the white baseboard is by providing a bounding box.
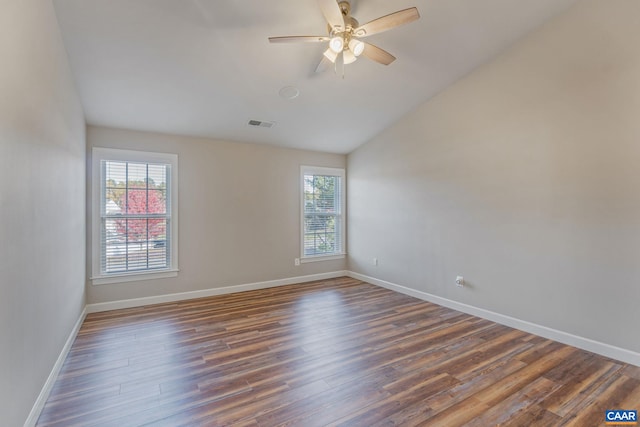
[86,271,348,313]
[24,307,87,427]
[348,271,640,367]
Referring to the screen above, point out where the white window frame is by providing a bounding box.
[300,165,346,263]
[91,147,179,285]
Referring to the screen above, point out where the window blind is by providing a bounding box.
[100,160,172,274]
[302,167,344,257]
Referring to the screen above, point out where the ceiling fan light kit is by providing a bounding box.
[268,0,420,73]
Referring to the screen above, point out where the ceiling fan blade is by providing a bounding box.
[362,42,396,65]
[315,55,332,73]
[317,0,345,31]
[269,36,330,43]
[353,7,420,37]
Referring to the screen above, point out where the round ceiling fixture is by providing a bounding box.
[279,86,300,100]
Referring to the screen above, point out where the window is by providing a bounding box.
[91,148,178,284]
[301,166,345,262]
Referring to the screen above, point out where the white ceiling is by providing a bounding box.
[53,0,580,154]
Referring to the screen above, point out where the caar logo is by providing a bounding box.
[605,410,637,425]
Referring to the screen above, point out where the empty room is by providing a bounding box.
[2,0,640,426]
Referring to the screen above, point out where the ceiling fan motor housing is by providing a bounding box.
[338,1,351,16]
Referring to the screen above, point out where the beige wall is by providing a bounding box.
[87,126,346,304]
[0,1,86,425]
[348,0,640,354]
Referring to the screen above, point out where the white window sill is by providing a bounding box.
[300,254,346,264]
[91,269,179,285]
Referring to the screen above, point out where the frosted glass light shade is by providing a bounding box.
[329,36,344,53]
[343,49,357,64]
[323,48,338,63]
[349,39,364,56]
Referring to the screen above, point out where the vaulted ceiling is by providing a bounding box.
[53,0,580,153]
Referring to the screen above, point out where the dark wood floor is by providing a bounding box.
[37,277,640,426]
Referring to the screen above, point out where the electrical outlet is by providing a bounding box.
[456,276,464,287]
[294,258,300,266]
[373,257,378,266]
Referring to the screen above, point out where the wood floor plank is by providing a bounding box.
[329,373,458,427]
[464,376,562,426]
[502,403,563,427]
[36,277,640,426]
[560,375,640,427]
[541,357,622,417]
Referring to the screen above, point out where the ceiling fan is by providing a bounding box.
[268,0,420,72]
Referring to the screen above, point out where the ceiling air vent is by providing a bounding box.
[248,119,275,128]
